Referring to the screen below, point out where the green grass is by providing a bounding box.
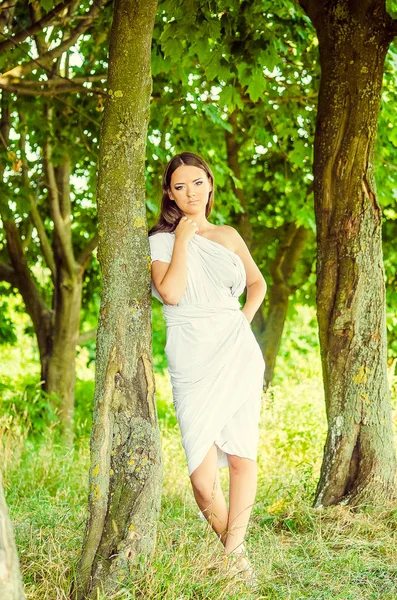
[2,306,397,599]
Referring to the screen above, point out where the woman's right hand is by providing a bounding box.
[174,216,199,244]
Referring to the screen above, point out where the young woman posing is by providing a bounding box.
[148,151,266,586]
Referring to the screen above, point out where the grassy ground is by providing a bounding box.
[2,306,397,599]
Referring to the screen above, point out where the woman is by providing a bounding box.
[148,151,266,585]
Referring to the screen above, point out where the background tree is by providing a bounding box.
[0,0,110,441]
[298,0,397,506]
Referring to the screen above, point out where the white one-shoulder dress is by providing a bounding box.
[149,231,266,476]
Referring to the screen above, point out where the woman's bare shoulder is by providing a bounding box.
[220,225,244,251]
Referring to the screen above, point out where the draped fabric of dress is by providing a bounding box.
[149,231,266,476]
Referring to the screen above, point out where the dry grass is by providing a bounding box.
[2,315,397,599]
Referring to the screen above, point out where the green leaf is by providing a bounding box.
[40,0,54,12]
[202,104,233,132]
[218,85,244,111]
[246,68,265,102]
[386,0,397,18]
[160,36,184,59]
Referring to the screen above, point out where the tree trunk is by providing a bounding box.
[299,0,397,507]
[262,224,309,386]
[73,0,160,598]
[2,214,83,445]
[251,224,310,387]
[0,469,25,600]
[44,271,83,444]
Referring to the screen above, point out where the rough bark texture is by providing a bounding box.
[0,470,25,600]
[73,1,160,598]
[299,0,397,507]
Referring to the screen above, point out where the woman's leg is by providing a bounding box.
[223,455,257,555]
[189,443,229,545]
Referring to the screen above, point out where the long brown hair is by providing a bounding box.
[148,152,215,236]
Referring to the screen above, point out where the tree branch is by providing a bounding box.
[42,134,76,280]
[18,110,57,280]
[0,91,52,340]
[77,233,99,271]
[7,75,106,87]
[290,261,315,294]
[0,0,73,53]
[0,262,18,286]
[78,328,97,344]
[0,0,107,84]
[55,158,71,221]
[0,81,106,96]
[2,219,50,329]
[29,195,57,279]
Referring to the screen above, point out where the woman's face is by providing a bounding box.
[168,165,212,214]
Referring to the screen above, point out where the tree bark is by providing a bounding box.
[299,0,397,507]
[73,0,160,598]
[42,151,83,443]
[0,469,25,600]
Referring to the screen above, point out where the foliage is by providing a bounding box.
[377,41,397,361]
[2,0,397,365]
[0,300,17,344]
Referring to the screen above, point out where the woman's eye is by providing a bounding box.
[175,181,202,190]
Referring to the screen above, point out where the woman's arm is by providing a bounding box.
[226,225,267,324]
[242,280,267,323]
[151,237,189,305]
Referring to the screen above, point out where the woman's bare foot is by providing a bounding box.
[222,544,259,588]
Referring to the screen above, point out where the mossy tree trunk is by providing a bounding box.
[0,469,25,600]
[299,0,397,506]
[73,1,160,598]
